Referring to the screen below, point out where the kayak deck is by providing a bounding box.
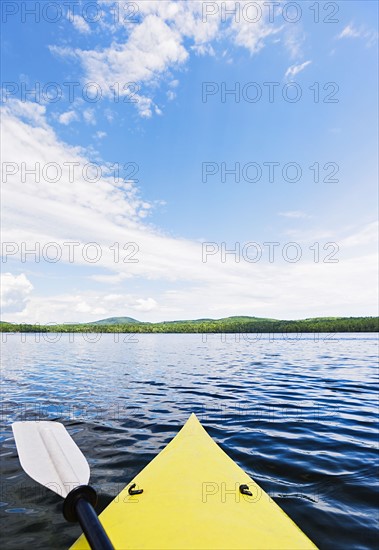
[71,413,317,549]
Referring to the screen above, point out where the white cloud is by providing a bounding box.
[90,273,130,284]
[94,130,107,139]
[104,109,114,123]
[3,100,47,128]
[337,23,378,46]
[3,291,157,324]
[67,11,91,34]
[338,24,361,39]
[191,43,215,56]
[132,298,158,312]
[51,2,296,118]
[283,27,305,60]
[279,211,311,219]
[0,273,33,314]
[63,14,189,116]
[75,300,105,315]
[83,108,96,125]
[58,110,78,125]
[230,11,282,55]
[340,221,378,248]
[7,247,377,323]
[285,60,311,79]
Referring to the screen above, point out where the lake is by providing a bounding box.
[1,333,378,549]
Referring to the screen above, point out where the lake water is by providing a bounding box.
[1,333,378,549]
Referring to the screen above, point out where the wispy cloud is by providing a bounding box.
[51,2,300,118]
[338,24,361,39]
[283,26,306,60]
[279,211,311,219]
[285,60,311,79]
[58,110,78,125]
[67,11,91,34]
[340,221,379,248]
[83,108,96,125]
[94,130,107,140]
[1,100,377,322]
[337,23,378,46]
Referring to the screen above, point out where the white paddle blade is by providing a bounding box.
[12,421,90,498]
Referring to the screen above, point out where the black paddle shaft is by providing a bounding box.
[75,498,114,550]
[63,485,114,550]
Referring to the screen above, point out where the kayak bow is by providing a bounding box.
[72,413,317,549]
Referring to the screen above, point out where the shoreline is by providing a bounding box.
[1,316,378,334]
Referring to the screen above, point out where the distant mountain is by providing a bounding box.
[90,316,141,325]
[162,318,214,324]
[215,316,278,322]
[89,315,276,325]
[138,316,276,325]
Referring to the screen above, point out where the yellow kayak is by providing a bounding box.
[71,413,317,549]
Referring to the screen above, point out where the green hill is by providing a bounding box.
[91,316,141,325]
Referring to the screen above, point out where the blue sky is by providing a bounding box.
[1,1,378,323]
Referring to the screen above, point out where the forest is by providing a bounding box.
[1,316,378,333]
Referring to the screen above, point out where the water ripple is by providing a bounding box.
[0,333,378,549]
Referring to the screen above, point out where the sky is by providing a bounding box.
[1,0,378,324]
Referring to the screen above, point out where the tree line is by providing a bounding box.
[1,316,378,333]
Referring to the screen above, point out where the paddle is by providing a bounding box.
[12,421,114,550]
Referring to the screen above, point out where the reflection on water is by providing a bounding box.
[1,333,378,549]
